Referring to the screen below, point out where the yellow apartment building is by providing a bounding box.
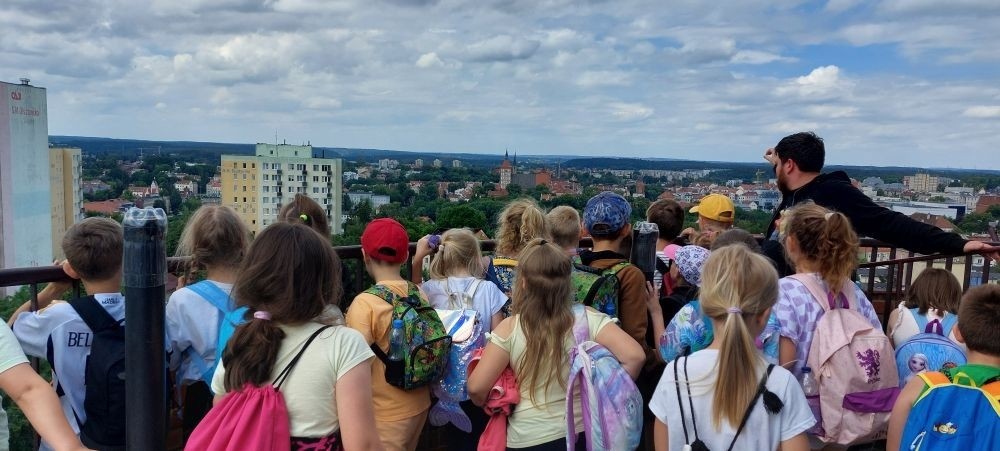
[221,143,342,236]
[49,146,82,259]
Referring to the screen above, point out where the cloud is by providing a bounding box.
[416,52,444,68]
[806,105,858,118]
[963,106,1000,118]
[825,0,863,13]
[775,66,852,99]
[576,70,631,87]
[462,35,540,62]
[730,50,796,65]
[609,102,654,121]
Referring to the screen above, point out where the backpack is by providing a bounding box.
[791,274,900,446]
[566,305,643,451]
[185,325,332,451]
[894,309,966,388]
[366,282,452,390]
[899,370,1000,451]
[429,279,486,432]
[183,281,248,388]
[484,256,518,294]
[68,296,126,451]
[571,261,630,318]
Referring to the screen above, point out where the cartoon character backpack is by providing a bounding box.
[571,261,630,318]
[899,370,1000,450]
[565,305,643,451]
[791,274,900,446]
[894,310,966,387]
[429,279,486,432]
[365,282,451,390]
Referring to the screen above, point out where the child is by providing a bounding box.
[0,321,87,451]
[211,222,382,450]
[487,198,548,295]
[546,206,583,256]
[680,194,735,247]
[346,218,431,451]
[774,204,883,377]
[887,284,1000,451]
[413,228,508,451]
[649,245,814,451]
[467,239,644,450]
[10,217,126,450]
[165,205,250,438]
[278,193,331,237]
[887,268,962,347]
[645,199,685,293]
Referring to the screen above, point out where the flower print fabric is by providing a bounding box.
[659,301,781,363]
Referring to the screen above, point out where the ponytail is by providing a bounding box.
[699,245,779,428]
[785,204,858,292]
[223,315,284,391]
[428,228,484,279]
[496,198,550,256]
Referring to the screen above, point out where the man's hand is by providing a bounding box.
[964,240,1000,261]
[764,147,779,165]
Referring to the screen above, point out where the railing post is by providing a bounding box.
[123,207,168,451]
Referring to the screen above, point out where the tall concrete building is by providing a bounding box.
[221,143,343,236]
[904,173,940,193]
[49,146,83,259]
[1,79,52,272]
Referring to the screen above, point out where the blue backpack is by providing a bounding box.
[894,309,966,388]
[900,370,1000,450]
[183,281,247,388]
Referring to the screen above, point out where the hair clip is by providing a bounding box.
[539,239,548,245]
[299,214,311,224]
[253,311,272,321]
[428,234,441,251]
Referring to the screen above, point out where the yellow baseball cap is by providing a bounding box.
[689,194,735,222]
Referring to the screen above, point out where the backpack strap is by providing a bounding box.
[605,261,631,277]
[726,364,779,451]
[186,281,233,313]
[570,304,589,345]
[68,296,121,333]
[273,325,332,389]
[917,371,951,388]
[939,313,958,337]
[492,257,518,267]
[788,274,850,312]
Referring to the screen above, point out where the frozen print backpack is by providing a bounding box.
[894,310,966,388]
[565,305,642,451]
[429,279,486,432]
[900,370,1000,451]
[791,274,899,446]
[571,261,630,318]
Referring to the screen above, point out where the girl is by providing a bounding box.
[487,198,548,295]
[649,245,814,451]
[212,223,382,450]
[414,228,508,451]
[774,204,883,377]
[468,239,644,450]
[279,193,331,237]
[887,268,962,347]
[166,205,250,438]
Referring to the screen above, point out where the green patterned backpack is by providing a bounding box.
[571,260,631,318]
[366,282,452,390]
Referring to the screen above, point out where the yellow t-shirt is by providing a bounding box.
[490,309,615,448]
[345,280,431,421]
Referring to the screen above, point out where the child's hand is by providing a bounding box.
[644,281,661,315]
[415,235,433,258]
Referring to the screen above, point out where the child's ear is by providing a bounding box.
[62,261,81,280]
[953,324,965,344]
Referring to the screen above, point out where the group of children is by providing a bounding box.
[0,190,996,451]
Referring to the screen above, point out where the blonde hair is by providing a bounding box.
[495,198,548,256]
[428,228,485,279]
[699,244,779,428]
[783,203,858,291]
[512,238,574,404]
[176,205,251,273]
[545,206,581,250]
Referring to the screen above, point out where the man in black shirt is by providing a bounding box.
[761,132,998,275]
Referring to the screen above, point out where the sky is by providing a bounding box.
[3,0,1000,169]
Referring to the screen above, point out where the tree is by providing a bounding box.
[353,200,374,225]
[506,184,523,198]
[436,204,487,231]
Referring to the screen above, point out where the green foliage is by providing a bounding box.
[436,204,487,231]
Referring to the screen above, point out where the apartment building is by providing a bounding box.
[49,146,83,259]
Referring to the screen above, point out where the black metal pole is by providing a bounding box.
[123,207,167,451]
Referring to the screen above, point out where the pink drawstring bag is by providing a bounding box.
[185,326,331,451]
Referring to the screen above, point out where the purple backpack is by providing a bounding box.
[565,305,642,451]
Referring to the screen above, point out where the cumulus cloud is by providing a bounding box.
[776,66,852,99]
[576,70,631,87]
[416,52,445,68]
[963,106,1000,118]
[730,50,796,65]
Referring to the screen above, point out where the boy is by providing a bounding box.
[546,205,582,256]
[10,217,124,451]
[887,284,1000,451]
[346,218,430,451]
[645,199,685,294]
[681,193,735,247]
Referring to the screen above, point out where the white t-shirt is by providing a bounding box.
[212,323,374,438]
[166,281,231,384]
[889,302,962,348]
[649,349,815,450]
[0,321,29,451]
[12,293,125,440]
[421,276,507,329]
[652,251,671,289]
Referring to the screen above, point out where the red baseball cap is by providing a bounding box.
[361,218,410,264]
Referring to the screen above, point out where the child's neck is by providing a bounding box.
[966,350,1000,368]
[206,265,238,284]
[370,265,405,284]
[84,279,122,295]
[794,258,821,274]
[447,271,472,278]
[656,238,670,250]
[591,239,622,254]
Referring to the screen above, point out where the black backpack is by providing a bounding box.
[69,296,126,450]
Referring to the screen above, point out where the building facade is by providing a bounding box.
[904,173,940,193]
[221,143,343,235]
[1,79,52,273]
[49,146,83,260]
